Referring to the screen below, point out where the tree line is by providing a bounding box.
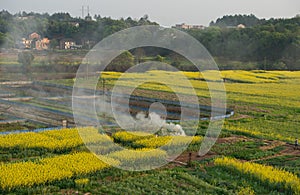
[0,11,157,49]
[0,11,299,70]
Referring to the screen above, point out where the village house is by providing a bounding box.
[21,32,50,50]
[69,22,80,28]
[174,23,206,30]
[21,38,31,49]
[226,24,246,29]
[237,24,246,29]
[36,38,50,50]
[29,32,41,40]
[59,39,82,50]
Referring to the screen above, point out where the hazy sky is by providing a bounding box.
[1,0,299,26]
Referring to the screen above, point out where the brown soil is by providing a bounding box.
[217,135,250,144]
[259,140,285,151]
[232,104,270,113]
[170,136,300,166]
[251,143,300,162]
[170,135,248,165]
[228,114,252,121]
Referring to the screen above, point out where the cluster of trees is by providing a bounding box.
[0,11,299,70]
[209,14,262,27]
[0,11,157,49]
[188,15,300,70]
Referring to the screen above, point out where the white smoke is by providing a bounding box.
[93,95,186,136]
[134,112,186,136]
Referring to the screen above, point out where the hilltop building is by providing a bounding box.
[226,24,246,29]
[237,24,246,29]
[174,23,205,30]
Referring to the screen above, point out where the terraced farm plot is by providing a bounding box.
[0,70,300,194]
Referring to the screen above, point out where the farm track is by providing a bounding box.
[173,136,246,164]
[250,144,300,162]
[173,136,300,166]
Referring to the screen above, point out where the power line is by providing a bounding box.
[81,5,91,19]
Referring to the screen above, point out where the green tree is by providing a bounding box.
[49,39,59,49]
[133,47,145,64]
[18,51,34,80]
[0,32,5,47]
[155,55,164,62]
[107,51,134,72]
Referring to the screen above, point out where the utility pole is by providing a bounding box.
[102,78,105,93]
[264,57,267,71]
[81,6,84,19]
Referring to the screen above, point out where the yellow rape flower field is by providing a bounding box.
[0,70,300,194]
[0,152,117,190]
[0,128,203,191]
[214,157,300,194]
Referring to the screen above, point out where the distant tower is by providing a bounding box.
[81,4,92,20]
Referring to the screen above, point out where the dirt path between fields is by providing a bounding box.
[172,135,248,165]
[172,136,300,165]
[250,143,300,162]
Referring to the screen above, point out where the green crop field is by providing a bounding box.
[0,70,300,194]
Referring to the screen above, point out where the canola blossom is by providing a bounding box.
[113,131,155,143]
[108,148,167,170]
[74,178,89,186]
[0,152,119,190]
[133,135,202,149]
[112,131,202,149]
[224,125,295,142]
[0,127,113,151]
[99,71,300,108]
[101,70,293,83]
[214,157,300,194]
[0,129,82,150]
